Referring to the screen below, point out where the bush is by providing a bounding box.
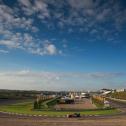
[34,101,39,109]
[33,100,42,109]
[110,91,126,100]
[46,98,59,107]
[92,96,104,108]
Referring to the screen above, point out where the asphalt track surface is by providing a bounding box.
[0,113,126,126]
[107,99,126,112]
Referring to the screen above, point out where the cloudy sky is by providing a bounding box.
[0,0,126,91]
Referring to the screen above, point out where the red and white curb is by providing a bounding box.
[0,111,100,118]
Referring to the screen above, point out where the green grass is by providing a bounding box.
[91,97,104,108]
[33,97,60,110]
[93,102,104,108]
[0,101,120,116]
[40,97,60,109]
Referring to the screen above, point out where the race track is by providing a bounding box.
[0,98,126,126]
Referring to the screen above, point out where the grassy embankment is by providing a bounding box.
[36,97,60,110]
[91,97,105,108]
[108,91,126,100]
[0,99,120,116]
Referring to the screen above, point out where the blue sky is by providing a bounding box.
[0,0,126,91]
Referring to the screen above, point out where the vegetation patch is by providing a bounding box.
[34,97,60,110]
[0,100,120,116]
[91,96,104,108]
[108,91,126,100]
[43,97,60,108]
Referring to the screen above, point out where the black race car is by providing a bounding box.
[67,113,81,118]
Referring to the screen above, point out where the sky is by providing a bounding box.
[0,0,126,91]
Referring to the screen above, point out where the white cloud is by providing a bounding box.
[18,0,50,19]
[18,0,32,7]
[0,1,62,56]
[96,8,111,22]
[0,49,9,54]
[90,29,97,35]
[68,0,93,9]
[0,3,38,32]
[28,42,60,56]
[0,40,20,48]
[0,19,61,56]
[0,71,125,79]
[0,70,61,90]
[44,43,57,55]
[18,0,33,15]
[0,5,32,29]
[85,9,95,16]
[34,0,50,18]
[23,33,33,43]
[0,0,126,56]
[0,71,125,90]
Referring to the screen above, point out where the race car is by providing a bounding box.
[67,113,81,118]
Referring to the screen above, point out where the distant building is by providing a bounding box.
[60,97,75,104]
[68,91,90,99]
[104,100,110,107]
[116,89,125,92]
[100,89,112,96]
[80,92,90,98]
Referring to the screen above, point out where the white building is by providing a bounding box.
[116,89,125,92]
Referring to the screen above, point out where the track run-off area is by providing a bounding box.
[0,98,126,126]
[0,98,120,117]
[0,112,126,126]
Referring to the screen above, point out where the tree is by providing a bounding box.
[34,100,38,109]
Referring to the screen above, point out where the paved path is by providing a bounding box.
[0,114,126,126]
[107,98,126,112]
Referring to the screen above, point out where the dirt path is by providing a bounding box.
[55,98,96,110]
